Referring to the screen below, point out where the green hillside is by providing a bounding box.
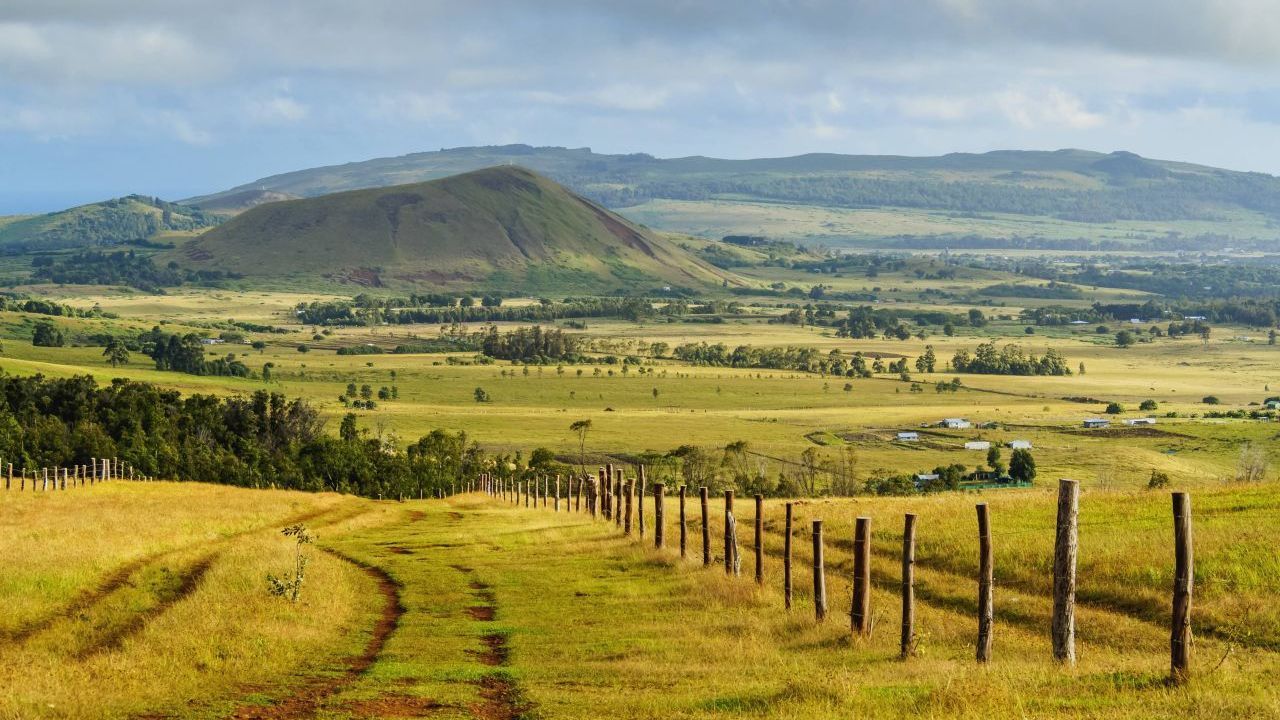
[182,145,1280,222]
[0,195,219,252]
[177,165,741,292]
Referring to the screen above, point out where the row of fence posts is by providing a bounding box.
[474,470,1195,684]
[0,456,151,491]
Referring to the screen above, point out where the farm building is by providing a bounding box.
[1264,400,1280,410]
[1008,439,1033,449]
[940,418,972,429]
[914,473,939,484]
[1083,418,1111,429]
[896,431,920,441]
[964,441,991,451]
[1123,417,1157,426]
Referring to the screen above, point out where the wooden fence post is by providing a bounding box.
[1052,479,1079,664]
[976,503,994,663]
[723,490,735,575]
[700,487,710,566]
[901,513,917,658]
[638,465,647,539]
[555,475,561,512]
[754,494,764,586]
[813,519,827,622]
[654,483,666,548]
[615,471,624,529]
[784,503,793,610]
[603,464,613,520]
[852,516,872,637]
[1171,491,1193,684]
[678,485,688,559]
[624,479,634,534]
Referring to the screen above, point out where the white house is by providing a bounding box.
[914,473,939,483]
[1083,418,1111,429]
[200,338,225,345]
[964,441,991,451]
[1069,320,1090,325]
[941,418,972,429]
[896,431,920,442]
[1124,417,1157,426]
[1183,315,1207,321]
[1008,440,1033,450]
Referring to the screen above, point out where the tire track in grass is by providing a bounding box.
[228,546,404,720]
[5,506,347,645]
[452,565,537,720]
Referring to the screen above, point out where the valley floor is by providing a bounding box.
[3,481,1278,719]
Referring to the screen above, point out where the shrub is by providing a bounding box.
[1139,399,1159,412]
[266,524,313,603]
[1202,396,1220,404]
[1147,470,1171,489]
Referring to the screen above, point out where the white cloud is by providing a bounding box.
[247,96,309,124]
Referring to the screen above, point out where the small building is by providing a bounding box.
[200,338,225,345]
[1128,318,1144,325]
[914,473,939,485]
[1069,320,1090,325]
[964,441,991,451]
[1183,315,1207,321]
[1008,439,1033,450]
[1124,417,1157,426]
[1265,400,1280,410]
[1083,418,1111,429]
[941,418,972,429]
[896,431,920,442]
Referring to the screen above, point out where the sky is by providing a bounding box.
[5,0,1280,213]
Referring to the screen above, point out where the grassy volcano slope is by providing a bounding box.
[178,165,740,292]
[0,195,218,252]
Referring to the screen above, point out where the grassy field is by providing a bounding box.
[620,198,1280,249]
[3,480,1277,718]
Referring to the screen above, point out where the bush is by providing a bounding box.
[1139,399,1159,411]
[1147,470,1171,489]
[32,321,65,347]
[1105,402,1124,414]
[1202,396,1221,404]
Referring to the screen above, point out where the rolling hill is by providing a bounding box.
[177,165,740,292]
[184,145,1280,250]
[0,195,220,252]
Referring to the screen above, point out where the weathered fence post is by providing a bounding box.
[901,513,917,658]
[754,494,764,586]
[555,475,561,512]
[592,476,600,518]
[813,519,827,621]
[603,464,613,520]
[614,471,623,529]
[654,483,666,548]
[784,503,794,610]
[637,465,646,539]
[723,490,735,575]
[699,486,710,566]
[624,479,634,534]
[1052,479,1079,664]
[678,485,688,559]
[852,516,872,637]
[976,503,994,663]
[1171,491,1193,684]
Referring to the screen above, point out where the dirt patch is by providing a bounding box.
[469,634,510,666]
[1059,426,1189,439]
[473,674,537,720]
[447,511,464,520]
[228,548,404,719]
[467,606,496,621]
[386,546,414,555]
[340,694,447,717]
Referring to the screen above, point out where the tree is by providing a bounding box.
[296,344,310,353]
[1009,449,1036,483]
[339,413,359,442]
[915,345,936,373]
[103,337,130,367]
[32,321,65,347]
[1139,399,1158,412]
[473,387,490,403]
[1236,442,1268,483]
[360,384,373,400]
[943,323,955,337]
[1270,329,1278,346]
[1105,402,1124,414]
[262,363,273,383]
[252,341,267,353]
[986,445,1004,475]
[570,419,592,474]
[1114,330,1136,348]
[1202,395,1220,405]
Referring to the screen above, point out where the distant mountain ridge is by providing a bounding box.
[184,145,1280,225]
[177,165,739,292]
[0,195,219,252]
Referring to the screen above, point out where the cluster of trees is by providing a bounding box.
[31,251,238,292]
[951,342,1072,376]
[0,294,106,319]
[294,296,654,326]
[137,327,249,377]
[0,373,486,498]
[478,325,580,362]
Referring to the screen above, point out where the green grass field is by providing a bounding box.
[3,481,1277,718]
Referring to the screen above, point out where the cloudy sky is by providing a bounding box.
[4,0,1280,212]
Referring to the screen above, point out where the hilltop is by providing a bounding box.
[177,165,739,292]
[0,195,219,252]
[183,145,1280,251]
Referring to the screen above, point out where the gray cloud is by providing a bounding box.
[3,1,1280,211]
